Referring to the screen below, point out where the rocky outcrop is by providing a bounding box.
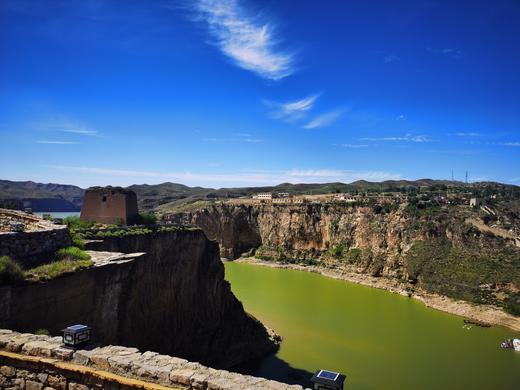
[2,229,278,369]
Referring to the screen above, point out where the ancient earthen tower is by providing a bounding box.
[80,187,138,225]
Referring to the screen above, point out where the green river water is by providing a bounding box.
[225,262,520,390]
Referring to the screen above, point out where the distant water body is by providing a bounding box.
[225,262,520,390]
[33,211,80,218]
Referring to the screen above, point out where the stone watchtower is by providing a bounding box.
[80,187,138,225]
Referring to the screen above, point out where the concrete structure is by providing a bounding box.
[469,197,481,207]
[80,187,138,225]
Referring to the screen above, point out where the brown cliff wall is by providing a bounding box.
[163,202,519,279]
[1,229,277,369]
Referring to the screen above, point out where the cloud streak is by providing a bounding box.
[49,165,402,187]
[361,133,431,143]
[303,109,344,129]
[36,140,79,145]
[265,94,319,122]
[42,119,102,137]
[192,0,294,80]
[336,144,369,148]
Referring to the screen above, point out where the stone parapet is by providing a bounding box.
[0,330,304,390]
[0,225,71,269]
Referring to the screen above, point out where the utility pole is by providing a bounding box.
[451,170,454,181]
[465,171,468,184]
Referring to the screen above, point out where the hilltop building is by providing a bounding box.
[80,187,138,225]
[253,193,275,200]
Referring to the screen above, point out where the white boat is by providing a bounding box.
[513,339,520,352]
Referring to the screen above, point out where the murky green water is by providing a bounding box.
[225,262,520,390]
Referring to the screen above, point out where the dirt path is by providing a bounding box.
[233,257,520,333]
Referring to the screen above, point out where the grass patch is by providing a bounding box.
[55,246,91,261]
[0,256,24,285]
[25,259,94,282]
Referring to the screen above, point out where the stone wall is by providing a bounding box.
[0,226,71,269]
[0,330,304,390]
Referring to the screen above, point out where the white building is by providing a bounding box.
[253,192,274,200]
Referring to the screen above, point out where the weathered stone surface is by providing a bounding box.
[67,383,89,390]
[1,365,16,377]
[26,380,44,390]
[0,219,71,269]
[47,375,66,390]
[0,328,302,390]
[37,373,48,384]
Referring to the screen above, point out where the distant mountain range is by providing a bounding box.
[0,179,518,212]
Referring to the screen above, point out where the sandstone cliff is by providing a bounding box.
[165,203,520,312]
[1,228,277,368]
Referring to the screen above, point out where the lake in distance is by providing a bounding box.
[225,262,520,390]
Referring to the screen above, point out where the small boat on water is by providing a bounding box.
[500,338,520,351]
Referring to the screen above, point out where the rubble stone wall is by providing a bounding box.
[0,226,71,269]
[0,330,304,390]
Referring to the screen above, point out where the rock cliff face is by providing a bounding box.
[165,203,520,310]
[1,229,277,369]
[166,203,445,263]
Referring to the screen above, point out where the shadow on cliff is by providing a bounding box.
[232,352,314,388]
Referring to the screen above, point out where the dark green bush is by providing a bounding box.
[504,294,520,316]
[0,256,24,285]
[135,213,158,225]
[63,216,94,230]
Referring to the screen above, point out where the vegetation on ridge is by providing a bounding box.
[0,256,24,285]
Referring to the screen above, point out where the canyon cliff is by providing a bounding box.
[164,202,520,313]
[0,228,278,368]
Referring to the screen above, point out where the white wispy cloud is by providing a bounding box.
[49,165,402,187]
[203,135,263,143]
[264,94,319,122]
[191,0,294,80]
[501,142,520,147]
[454,132,481,137]
[361,133,431,143]
[336,144,369,148]
[42,120,101,137]
[427,47,462,60]
[303,109,344,129]
[36,140,79,145]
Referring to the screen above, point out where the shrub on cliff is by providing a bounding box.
[0,256,24,285]
[504,294,520,316]
[63,216,95,230]
[131,213,157,225]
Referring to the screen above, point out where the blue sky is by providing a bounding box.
[1,0,519,188]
